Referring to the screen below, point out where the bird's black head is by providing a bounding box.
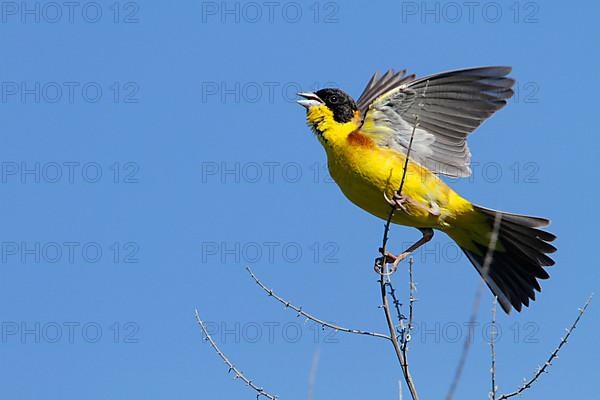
[314,88,358,123]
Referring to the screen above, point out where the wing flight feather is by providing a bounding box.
[357,66,515,177]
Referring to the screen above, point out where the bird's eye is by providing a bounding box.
[329,95,338,104]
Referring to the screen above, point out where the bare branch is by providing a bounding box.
[446,213,502,400]
[377,264,419,400]
[246,266,390,340]
[498,294,593,399]
[376,117,420,400]
[490,297,498,400]
[194,309,278,400]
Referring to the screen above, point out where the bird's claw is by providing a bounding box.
[384,192,411,213]
[384,191,441,217]
[374,252,400,276]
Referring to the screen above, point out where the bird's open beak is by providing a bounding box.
[297,92,323,109]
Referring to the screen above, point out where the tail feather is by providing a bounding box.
[501,223,557,250]
[502,230,555,268]
[458,205,556,314]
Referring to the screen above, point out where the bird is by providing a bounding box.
[297,66,556,313]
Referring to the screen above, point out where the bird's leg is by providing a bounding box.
[375,228,434,275]
[391,228,434,269]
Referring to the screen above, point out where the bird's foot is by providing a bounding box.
[384,192,441,217]
[384,192,410,213]
[374,249,407,276]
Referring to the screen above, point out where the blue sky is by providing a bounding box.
[0,1,598,399]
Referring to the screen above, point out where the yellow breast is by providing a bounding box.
[324,130,473,230]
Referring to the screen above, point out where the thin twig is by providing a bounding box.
[380,116,419,256]
[402,256,416,355]
[490,297,498,400]
[446,213,502,400]
[246,266,390,340]
[194,309,278,400]
[377,118,420,400]
[378,267,419,400]
[397,257,417,396]
[387,277,406,335]
[498,294,593,399]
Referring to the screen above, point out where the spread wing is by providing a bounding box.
[357,67,515,177]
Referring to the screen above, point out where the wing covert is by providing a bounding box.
[357,66,515,177]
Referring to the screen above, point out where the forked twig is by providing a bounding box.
[378,266,418,399]
[498,294,593,399]
[195,309,278,400]
[246,266,390,340]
